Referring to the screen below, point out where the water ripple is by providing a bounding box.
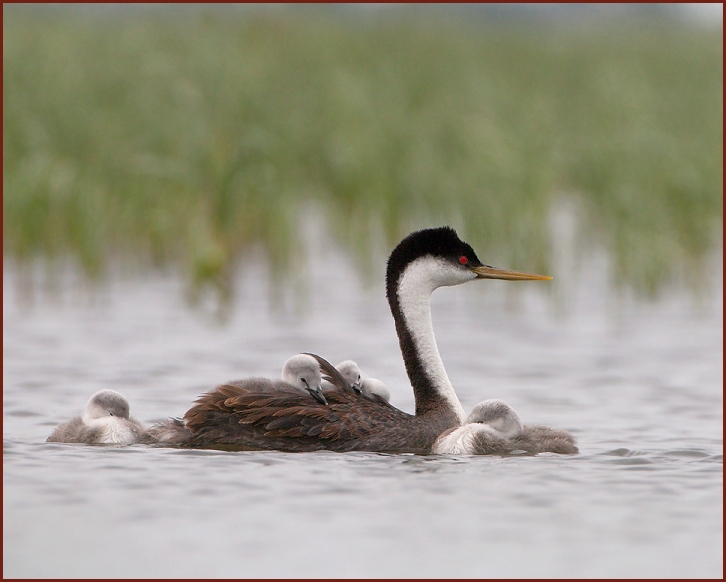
[3,268,722,578]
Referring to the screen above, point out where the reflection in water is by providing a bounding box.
[2,261,723,577]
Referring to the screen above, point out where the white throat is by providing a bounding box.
[397,256,474,424]
[82,414,137,444]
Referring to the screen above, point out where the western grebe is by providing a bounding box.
[432,399,578,455]
[46,389,145,445]
[144,226,576,454]
[360,378,391,403]
[335,360,391,402]
[280,354,328,404]
[468,399,524,437]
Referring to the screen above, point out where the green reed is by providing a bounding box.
[3,6,722,304]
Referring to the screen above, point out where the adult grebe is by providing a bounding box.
[433,399,578,455]
[145,226,574,454]
[46,389,145,445]
[335,360,391,402]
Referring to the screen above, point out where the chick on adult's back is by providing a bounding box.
[335,360,390,402]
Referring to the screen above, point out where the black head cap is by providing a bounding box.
[386,226,482,287]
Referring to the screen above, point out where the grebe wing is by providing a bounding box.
[302,352,356,393]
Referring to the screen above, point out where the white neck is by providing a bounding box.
[397,256,473,424]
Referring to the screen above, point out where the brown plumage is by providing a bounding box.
[177,354,453,453]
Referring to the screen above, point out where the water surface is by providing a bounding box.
[3,258,723,577]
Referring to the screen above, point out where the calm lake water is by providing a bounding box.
[3,251,723,578]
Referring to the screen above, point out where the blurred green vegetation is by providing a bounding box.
[3,5,723,304]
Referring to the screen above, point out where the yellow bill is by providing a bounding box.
[471,265,552,281]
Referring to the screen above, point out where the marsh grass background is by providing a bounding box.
[3,4,723,309]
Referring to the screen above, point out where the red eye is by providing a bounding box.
[458,256,468,265]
